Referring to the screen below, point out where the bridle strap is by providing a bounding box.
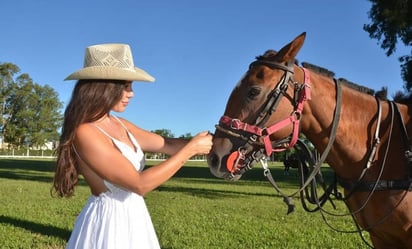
[219,67,311,156]
[219,116,264,135]
[250,60,294,73]
[295,78,342,196]
[267,67,311,152]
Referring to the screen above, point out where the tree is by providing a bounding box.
[0,62,63,149]
[151,129,174,138]
[178,133,193,139]
[363,0,412,91]
[144,129,175,159]
[0,63,20,148]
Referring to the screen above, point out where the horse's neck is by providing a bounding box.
[300,73,380,179]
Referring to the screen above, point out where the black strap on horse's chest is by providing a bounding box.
[338,101,412,192]
[338,178,412,191]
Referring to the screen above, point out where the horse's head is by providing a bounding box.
[207,32,309,180]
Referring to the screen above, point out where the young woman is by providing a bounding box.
[52,43,213,249]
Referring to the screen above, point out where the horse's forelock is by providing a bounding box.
[256,50,277,60]
[256,50,299,65]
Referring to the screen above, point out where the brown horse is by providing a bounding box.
[207,32,412,248]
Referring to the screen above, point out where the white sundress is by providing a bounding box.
[66,117,160,249]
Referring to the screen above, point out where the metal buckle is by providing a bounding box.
[260,157,270,176]
[231,119,241,129]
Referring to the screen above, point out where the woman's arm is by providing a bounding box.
[74,123,212,196]
[120,117,191,155]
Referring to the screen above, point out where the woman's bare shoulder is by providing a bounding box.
[76,123,99,138]
[74,123,110,147]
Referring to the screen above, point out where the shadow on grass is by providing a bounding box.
[0,158,288,182]
[0,159,55,172]
[0,215,70,241]
[172,164,321,186]
[0,159,335,187]
[0,159,90,186]
[156,184,285,199]
[0,159,55,183]
[157,165,328,200]
[165,164,336,201]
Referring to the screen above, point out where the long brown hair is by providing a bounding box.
[52,79,127,197]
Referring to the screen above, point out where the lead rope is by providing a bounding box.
[260,157,295,214]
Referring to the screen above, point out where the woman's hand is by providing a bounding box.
[184,131,213,156]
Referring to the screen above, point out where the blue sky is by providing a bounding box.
[1,1,408,137]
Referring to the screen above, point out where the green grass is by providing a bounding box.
[0,159,370,248]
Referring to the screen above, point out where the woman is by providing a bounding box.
[52,43,213,249]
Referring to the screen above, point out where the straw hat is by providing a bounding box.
[65,43,155,82]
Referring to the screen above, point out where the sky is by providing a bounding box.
[1,0,409,137]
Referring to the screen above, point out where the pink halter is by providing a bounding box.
[219,67,311,157]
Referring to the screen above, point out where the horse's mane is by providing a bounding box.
[257,51,393,100]
[301,62,412,104]
[301,62,335,78]
[338,78,376,96]
[301,62,377,96]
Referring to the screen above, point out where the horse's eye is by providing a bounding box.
[247,87,261,99]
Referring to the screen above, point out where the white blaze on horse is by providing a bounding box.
[207,32,412,249]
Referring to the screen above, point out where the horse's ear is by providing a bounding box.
[274,32,306,63]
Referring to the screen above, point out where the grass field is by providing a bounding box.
[0,158,371,248]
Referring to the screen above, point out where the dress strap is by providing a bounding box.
[112,116,129,131]
[72,144,86,163]
[93,116,140,152]
[93,124,116,141]
[112,116,141,150]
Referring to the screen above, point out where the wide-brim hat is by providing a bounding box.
[65,43,155,82]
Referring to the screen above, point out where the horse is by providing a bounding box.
[207,32,412,249]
